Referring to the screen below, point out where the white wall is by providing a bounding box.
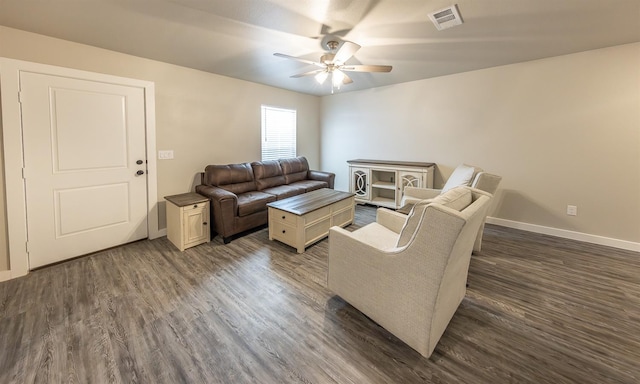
[321,43,640,246]
[0,26,322,272]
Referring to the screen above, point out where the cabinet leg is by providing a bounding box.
[223,237,231,244]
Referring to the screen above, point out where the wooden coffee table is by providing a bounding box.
[267,188,355,253]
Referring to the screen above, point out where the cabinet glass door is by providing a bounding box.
[350,167,370,200]
[397,171,424,203]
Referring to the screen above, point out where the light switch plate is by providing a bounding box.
[158,150,174,159]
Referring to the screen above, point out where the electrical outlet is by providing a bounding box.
[158,150,174,160]
[566,205,577,216]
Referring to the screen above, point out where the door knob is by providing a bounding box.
[136,170,145,176]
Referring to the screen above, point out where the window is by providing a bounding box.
[261,105,296,161]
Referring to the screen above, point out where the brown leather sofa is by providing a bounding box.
[195,156,335,243]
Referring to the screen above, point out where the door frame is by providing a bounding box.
[0,57,160,279]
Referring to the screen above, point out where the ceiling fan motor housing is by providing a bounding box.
[326,40,340,51]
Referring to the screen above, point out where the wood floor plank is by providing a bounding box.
[1,204,639,383]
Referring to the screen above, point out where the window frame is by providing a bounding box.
[261,105,297,161]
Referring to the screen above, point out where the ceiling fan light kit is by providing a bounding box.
[274,38,392,93]
[332,70,345,87]
[314,71,329,84]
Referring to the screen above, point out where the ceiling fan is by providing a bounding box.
[274,39,392,92]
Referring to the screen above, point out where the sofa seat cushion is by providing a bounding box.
[237,191,276,217]
[288,179,328,192]
[280,156,310,184]
[262,184,307,200]
[251,160,286,190]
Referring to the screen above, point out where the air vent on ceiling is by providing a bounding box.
[428,4,463,31]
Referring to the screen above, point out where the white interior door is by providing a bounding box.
[20,72,149,268]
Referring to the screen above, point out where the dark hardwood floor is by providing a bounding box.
[1,205,639,383]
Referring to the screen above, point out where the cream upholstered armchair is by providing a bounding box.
[402,164,501,252]
[328,187,492,358]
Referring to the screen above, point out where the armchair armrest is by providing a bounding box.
[471,172,502,195]
[401,186,441,205]
[376,208,407,234]
[308,170,335,189]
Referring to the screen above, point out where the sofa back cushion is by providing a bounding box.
[251,160,286,190]
[396,187,472,248]
[203,163,256,194]
[280,156,310,184]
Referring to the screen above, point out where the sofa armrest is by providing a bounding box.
[376,208,407,234]
[195,185,238,237]
[195,185,236,203]
[308,170,335,189]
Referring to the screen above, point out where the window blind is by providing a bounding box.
[261,105,296,161]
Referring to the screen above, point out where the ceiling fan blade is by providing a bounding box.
[291,69,324,78]
[274,53,324,67]
[342,73,353,84]
[341,65,393,73]
[333,41,361,64]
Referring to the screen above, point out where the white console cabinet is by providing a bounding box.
[347,159,435,209]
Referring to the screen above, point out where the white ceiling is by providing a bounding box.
[1,0,639,96]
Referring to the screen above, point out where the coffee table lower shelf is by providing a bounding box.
[268,190,355,253]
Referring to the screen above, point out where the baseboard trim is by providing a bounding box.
[0,269,12,282]
[154,228,167,238]
[486,217,640,252]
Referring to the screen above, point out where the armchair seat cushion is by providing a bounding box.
[237,191,276,217]
[347,223,399,250]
